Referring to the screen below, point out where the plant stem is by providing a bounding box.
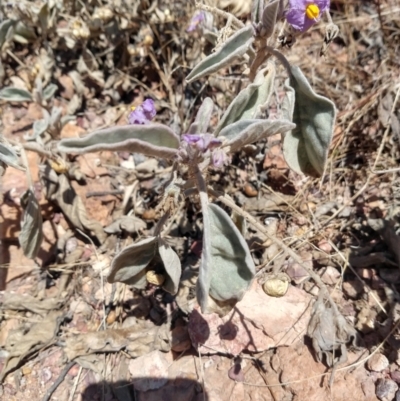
[195,165,212,312]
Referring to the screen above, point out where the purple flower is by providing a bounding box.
[211,149,229,169]
[182,133,221,152]
[286,0,330,32]
[128,99,156,125]
[187,11,205,32]
[182,134,201,145]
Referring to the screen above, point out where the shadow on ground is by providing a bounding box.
[81,378,208,401]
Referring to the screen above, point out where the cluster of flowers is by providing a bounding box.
[127,0,331,167]
[180,133,229,169]
[128,99,228,169]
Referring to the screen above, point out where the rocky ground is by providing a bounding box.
[1,0,400,400]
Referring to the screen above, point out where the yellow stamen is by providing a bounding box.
[305,3,320,20]
[131,106,136,111]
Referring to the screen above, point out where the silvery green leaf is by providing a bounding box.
[19,189,43,259]
[38,3,49,33]
[0,143,25,170]
[0,19,15,48]
[107,237,157,287]
[25,109,50,140]
[32,118,49,138]
[259,0,284,38]
[208,204,255,311]
[251,0,264,24]
[220,119,295,152]
[189,97,215,134]
[13,22,37,43]
[43,83,58,101]
[158,238,181,295]
[0,87,32,102]
[50,106,62,125]
[282,66,336,177]
[215,64,275,135]
[58,124,180,159]
[198,203,255,315]
[186,25,254,84]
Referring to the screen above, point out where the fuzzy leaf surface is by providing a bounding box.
[108,237,157,287]
[200,203,255,315]
[188,97,215,134]
[0,19,15,48]
[58,124,179,159]
[0,143,25,170]
[158,238,181,295]
[215,65,275,135]
[186,25,254,83]
[43,83,58,100]
[0,87,32,102]
[282,66,336,176]
[220,119,295,152]
[19,189,43,259]
[259,0,284,38]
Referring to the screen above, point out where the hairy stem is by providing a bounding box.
[195,166,212,312]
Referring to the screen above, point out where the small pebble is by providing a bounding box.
[262,273,290,297]
[142,209,156,220]
[286,263,309,285]
[376,379,398,401]
[243,183,258,197]
[356,268,374,280]
[320,266,341,285]
[317,239,332,253]
[391,371,400,384]
[146,271,165,286]
[367,353,389,372]
[106,310,117,325]
[21,366,31,376]
[342,280,363,299]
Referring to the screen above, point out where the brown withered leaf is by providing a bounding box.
[0,293,64,316]
[307,292,357,367]
[241,192,294,213]
[0,310,66,383]
[41,165,106,243]
[63,320,171,360]
[104,215,147,235]
[18,188,43,259]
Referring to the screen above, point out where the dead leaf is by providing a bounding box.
[41,165,106,243]
[104,215,147,235]
[1,293,64,316]
[0,311,65,382]
[307,292,357,367]
[18,189,43,259]
[63,320,171,360]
